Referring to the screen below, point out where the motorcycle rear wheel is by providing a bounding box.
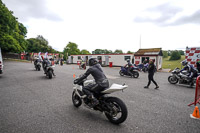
[72,91,82,107]
[132,72,139,78]
[104,97,128,124]
[48,70,53,79]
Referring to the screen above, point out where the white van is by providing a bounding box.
[0,48,3,74]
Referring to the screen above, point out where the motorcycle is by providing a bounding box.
[35,61,41,71]
[72,77,128,124]
[168,67,197,86]
[132,64,141,72]
[119,66,139,78]
[142,63,149,72]
[43,61,56,79]
[79,62,86,69]
[137,63,157,73]
[45,65,55,79]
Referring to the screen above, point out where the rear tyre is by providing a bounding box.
[104,97,128,124]
[119,70,124,76]
[48,70,53,79]
[72,91,82,107]
[132,71,139,78]
[168,76,178,84]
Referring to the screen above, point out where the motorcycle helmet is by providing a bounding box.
[89,58,98,66]
[181,60,188,66]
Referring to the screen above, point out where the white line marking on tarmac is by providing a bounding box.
[106,75,119,79]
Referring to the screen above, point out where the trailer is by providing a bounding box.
[69,54,134,67]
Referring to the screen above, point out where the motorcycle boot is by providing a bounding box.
[88,95,99,107]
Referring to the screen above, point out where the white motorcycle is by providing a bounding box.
[72,77,128,124]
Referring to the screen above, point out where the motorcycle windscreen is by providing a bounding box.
[101,84,128,94]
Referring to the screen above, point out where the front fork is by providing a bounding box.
[73,85,87,99]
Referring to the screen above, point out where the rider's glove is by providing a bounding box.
[74,79,79,84]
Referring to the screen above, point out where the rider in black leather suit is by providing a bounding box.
[124,59,133,77]
[74,58,109,106]
[42,58,51,74]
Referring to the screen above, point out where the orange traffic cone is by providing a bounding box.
[73,74,76,78]
[190,106,200,119]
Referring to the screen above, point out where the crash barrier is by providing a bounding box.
[188,76,200,106]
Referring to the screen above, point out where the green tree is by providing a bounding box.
[114,49,123,54]
[104,49,113,54]
[169,51,181,60]
[127,51,133,54]
[26,35,57,53]
[168,50,171,56]
[92,49,113,54]
[163,50,168,58]
[80,49,91,55]
[0,0,27,53]
[178,50,185,55]
[63,42,80,58]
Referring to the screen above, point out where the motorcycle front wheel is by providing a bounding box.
[104,97,128,124]
[119,70,124,76]
[168,76,178,84]
[72,91,82,107]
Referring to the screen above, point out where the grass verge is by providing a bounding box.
[162,55,185,71]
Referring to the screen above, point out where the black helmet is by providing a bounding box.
[89,58,98,66]
[181,60,188,66]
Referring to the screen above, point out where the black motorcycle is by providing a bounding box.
[168,67,197,86]
[45,65,55,79]
[43,60,56,79]
[79,62,86,69]
[119,66,139,78]
[34,59,42,71]
[34,61,41,71]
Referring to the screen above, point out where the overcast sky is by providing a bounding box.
[3,0,200,52]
